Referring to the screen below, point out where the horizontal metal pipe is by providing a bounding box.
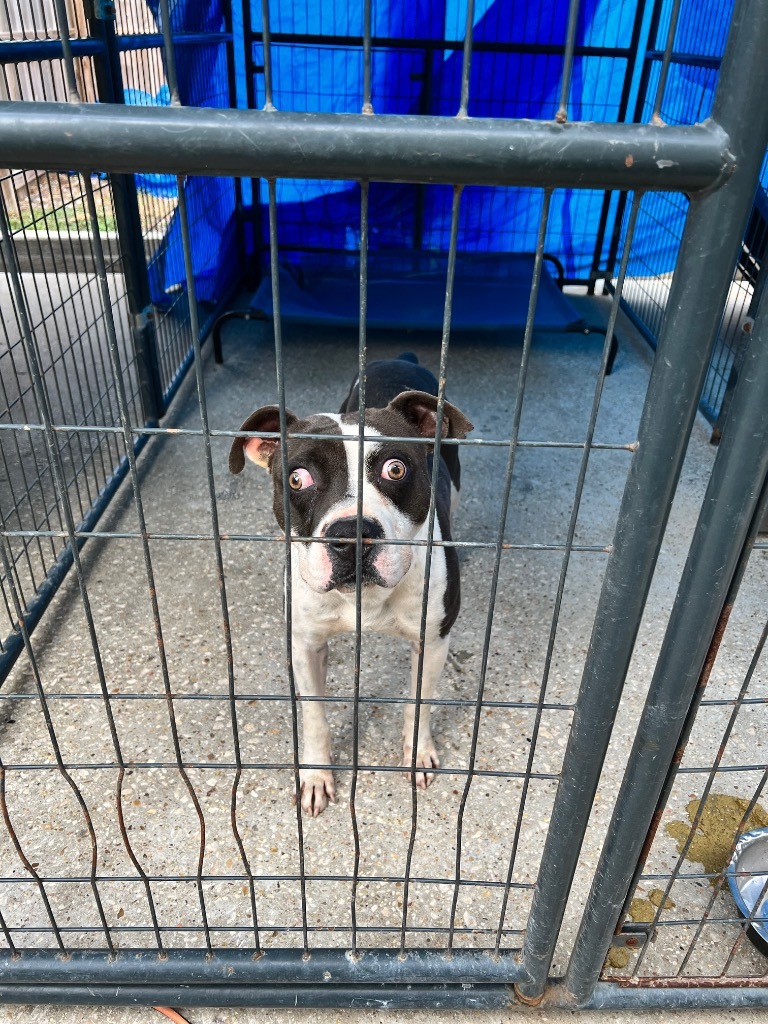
[0,32,230,65]
[0,949,524,986]
[0,978,765,1009]
[572,981,768,1011]
[117,32,232,51]
[0,38,103,63]
[0,102,733,190]
[0,983,514,1009]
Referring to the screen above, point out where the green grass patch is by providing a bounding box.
[8,205,117,235]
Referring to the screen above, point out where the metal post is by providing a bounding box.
[86,8,163,422]
[516,0,768,1002]
[563,278,768,1006]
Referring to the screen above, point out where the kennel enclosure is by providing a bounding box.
[0,0,767,1010]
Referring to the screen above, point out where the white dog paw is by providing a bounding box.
[296,769,337,817]
[401,745,440,790]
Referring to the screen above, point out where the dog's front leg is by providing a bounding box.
[292,639,336,816]
[402,635,449,790]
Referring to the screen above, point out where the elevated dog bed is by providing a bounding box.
[212,250,617,371]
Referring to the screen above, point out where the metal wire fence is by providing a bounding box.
[0,0,766,1012]
[614,0,768,428]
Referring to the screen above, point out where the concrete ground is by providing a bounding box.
[1,289,766,1020]
[3,1005,768,1024]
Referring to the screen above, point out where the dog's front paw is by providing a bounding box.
[297,769,337,817]
[401,744,440,790]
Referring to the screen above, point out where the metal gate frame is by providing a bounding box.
[0,0,767,1009]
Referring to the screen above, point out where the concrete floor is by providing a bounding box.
[1,291,767,1018]
[4,1005,768,1024]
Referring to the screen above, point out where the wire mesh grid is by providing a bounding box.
[603,532,768,982]
[0,0,766,1003]
[614,0,766,426]
[0,0,652,951]
[0,172,646,953]
[0,163,143,656]
[245,0,642,282]
[0,0,241,677]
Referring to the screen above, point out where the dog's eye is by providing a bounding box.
[381,459,407,481]
[288,468,314,491]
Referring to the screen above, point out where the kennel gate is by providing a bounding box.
[0,0,767,1010]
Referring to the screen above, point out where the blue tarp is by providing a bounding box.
[140,0,735,306]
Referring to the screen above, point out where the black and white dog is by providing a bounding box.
[229,355,473,816]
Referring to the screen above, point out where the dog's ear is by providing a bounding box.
[229,406,298,474]
[388,390,473,440]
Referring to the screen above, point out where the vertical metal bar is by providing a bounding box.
[172,177,261,948]
[496,195,640,953]
[652,0,683,123]
[604,0,665,283]
[260,0,276,111]
[240,0,264,286]
[588,0,650,290]
[413,45,434,251]
[0,120,120,959]
[613,468,768,949]
[400,184,462,950]
[113,0,212,950]
[158,0,180,105]
[517,0,768,1002]
[1,190,164,945]
[0,748,61,951]
[563,263,768,1004]
[642,608,768,978]
[222,0,248,280]
[627,475,768,979]
[155,0,261,943]
[267,177,309,949]
[0,534,113,953]
[85,179,215,948]
[350,181,369,952]
[556,0,581,123]
[51,0,79,101]
[86,9,163,422]
[445,188,552,950]
[362,0,373,114]
[457,0,475,118]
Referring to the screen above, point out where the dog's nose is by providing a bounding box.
[325,517,384,561]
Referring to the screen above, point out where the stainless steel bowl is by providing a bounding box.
[726,827,768,956]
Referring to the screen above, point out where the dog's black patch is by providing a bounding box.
[270,415,347,536]
[340,355,462,493]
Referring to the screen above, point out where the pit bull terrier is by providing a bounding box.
[229,354,473,815]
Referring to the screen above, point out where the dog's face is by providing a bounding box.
[230,391,472,593]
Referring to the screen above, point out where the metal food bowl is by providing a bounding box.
[726,828,768,956]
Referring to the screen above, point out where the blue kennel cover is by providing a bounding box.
[141,0,733,304]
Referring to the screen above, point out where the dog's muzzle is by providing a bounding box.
[324,516,386,589]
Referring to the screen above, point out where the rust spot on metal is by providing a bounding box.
[514,983,545,1006]
[698,602,734,691]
